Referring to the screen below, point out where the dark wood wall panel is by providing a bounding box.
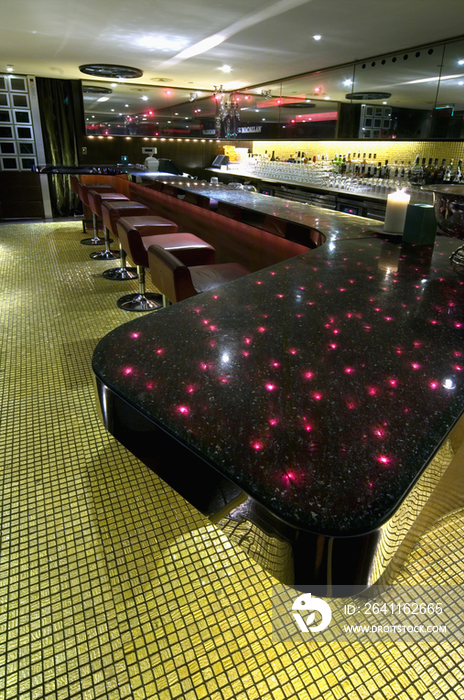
[0,172,45,219]
[76,135,252,179]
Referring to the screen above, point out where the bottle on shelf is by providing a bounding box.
[443,159,453,183]
[270,150,276,161]
[435,158,447,184]
[452,160,463,183]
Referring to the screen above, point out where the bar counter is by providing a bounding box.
[141,175,386,243]
[93,226,464,593]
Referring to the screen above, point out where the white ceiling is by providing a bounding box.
[1,0,464,90]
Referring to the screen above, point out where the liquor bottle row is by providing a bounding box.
[331,153,463,185]
[245,150,463,189]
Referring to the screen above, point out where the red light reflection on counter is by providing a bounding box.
[131,332,140,338]
[376,455,391,465]
[123,367,133,375]
[176,405,190,415]
[265,383,276,391]
[429,381,439,389]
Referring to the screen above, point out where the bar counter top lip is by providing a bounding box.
[92,234,464,539]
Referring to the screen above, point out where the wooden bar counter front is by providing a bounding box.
[93,216,464,595]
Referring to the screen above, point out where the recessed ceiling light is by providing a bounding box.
[142,96,149,101]
[6,65,14,72]
[219,65,232,73]
[343,79,352,86]
[313,35,322,41]
[125,104,129,107]
[458,60,464,65]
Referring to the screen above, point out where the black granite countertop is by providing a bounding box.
[93,234,464,537]
[140,176,384,243]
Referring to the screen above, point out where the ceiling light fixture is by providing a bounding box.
[79,64,143,79]
[346,91,392,100]
[6,65,14,72]
[313,35,322,41]
[82,86,112,96]
[219,65,232,73]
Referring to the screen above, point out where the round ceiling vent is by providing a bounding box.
[345,92,392,100]
[79,64,143,79]
[82,85,112,95]
[281,102,316,109]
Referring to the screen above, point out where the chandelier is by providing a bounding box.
[214,87,241,138]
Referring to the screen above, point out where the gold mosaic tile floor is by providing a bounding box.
[1,220,464,700]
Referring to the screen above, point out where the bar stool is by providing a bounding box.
[147,244,250,304]
[87,191,130,260]
[70,176,86,230]
[115,219,210,312]
[117,229,216,311]
[100,201,152,281]
[77,182,116,245]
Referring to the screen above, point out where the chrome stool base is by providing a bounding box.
[90,249,120,260]
[102,266,138,280]
[81,236,106,246]
[117,292,163,312]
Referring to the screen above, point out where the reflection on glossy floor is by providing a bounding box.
[1,221,464,700]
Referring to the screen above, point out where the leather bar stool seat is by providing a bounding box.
[76,182,116,245]
[147,244,250,304]
[87,191,129,260]
[116,219,209,312]
[100,201,151,281]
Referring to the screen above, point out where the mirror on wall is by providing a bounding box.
[351,44,445,139]
[82,81,215,137]
[81,37,464,140]
[278,65,355,140]
[434,38,464,139]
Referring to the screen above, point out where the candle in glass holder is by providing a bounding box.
[384,190,411,233]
